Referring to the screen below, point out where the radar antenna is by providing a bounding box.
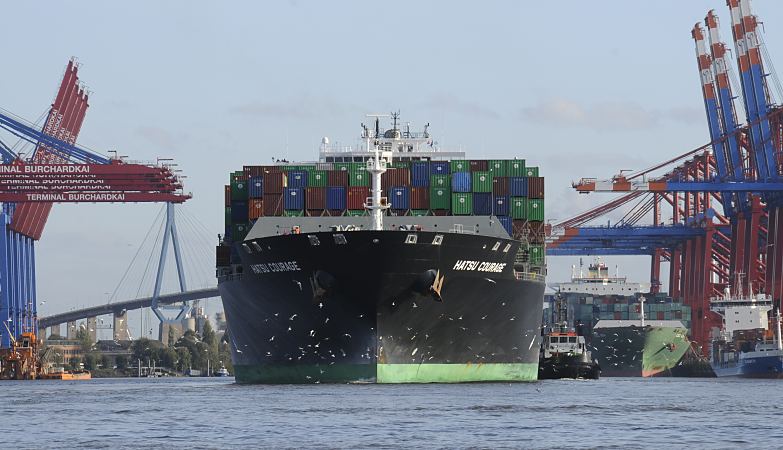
[391,110,400,131]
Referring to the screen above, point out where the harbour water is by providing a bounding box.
[10,377,783,449]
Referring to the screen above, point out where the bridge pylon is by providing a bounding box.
[150,202,189,341]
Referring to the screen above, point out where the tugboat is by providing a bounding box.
[538,294,600,380]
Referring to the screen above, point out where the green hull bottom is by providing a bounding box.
[377,363,538,383]
[234,363,538,384]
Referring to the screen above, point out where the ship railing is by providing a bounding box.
[217,271,245,282]
[514,271,545,282]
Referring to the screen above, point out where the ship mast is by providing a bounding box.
[366,142,389,230]
[639,295,646,327]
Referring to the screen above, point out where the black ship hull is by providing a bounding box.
[218,230,544,383]
[538,354,600,380]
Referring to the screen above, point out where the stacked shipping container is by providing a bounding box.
[543,292,693,337]
[225,159,544,260]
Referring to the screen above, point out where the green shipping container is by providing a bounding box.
[511,197,527,219]
[390,161,410,169]
[507,160,527,177]
[231,178,248,201]
[489,160,508,177]
[346,209,368,216]
[451,193,472,215]
[430,187,451,210]
[450,160,469,173]
[309,170,327,187]
[527,198,544,221]
[472,171,492,192]
[525,166,539,177]
[233,223,249,241]
[334,162,354,172]
[283,210,305,217]
[410,209,430,216]
[349,167,370,186]
[529,245,545,265]
[431,174,449,188]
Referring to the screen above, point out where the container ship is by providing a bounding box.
[548,260,713,377]
[216,114,546,383]
[709,287,783,378]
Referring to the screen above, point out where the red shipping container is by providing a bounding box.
[492,177,509,196]
[347,186,370,210]
[381,168,411,190]
[248,199,264,220]
[469,160,488,172]
[263,194,283,216]
[263,172,287,194]
[614,312,621,320]
[524,221,545,244]
[528,177,545,199]
[410,187,429,209]
[306,187,326,210]
[224,185,231,206]
[244,165,264,177]
[328,170,348,187]
[657,312,664,320]
[264,165,284,173]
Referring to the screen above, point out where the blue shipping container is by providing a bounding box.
[451,172,472,192]
[431,161,450,175]
[287,170,308,189]
[231,201,248,222]
[411,162,430,187]
[389,187,410,210]
[493,195,510,216]
[473,192,492,215]
[326,186,346,210]
[284,187,304,210]
[248,176,264,198]
[499,216,513,236]
[509,177,527,197]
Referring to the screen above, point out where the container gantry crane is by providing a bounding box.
[553,0,783,354]
[0,59,191,373]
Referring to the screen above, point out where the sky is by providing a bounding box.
[2,0,783,335]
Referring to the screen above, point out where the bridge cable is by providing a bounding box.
[107,205,166,304]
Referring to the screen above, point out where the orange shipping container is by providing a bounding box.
[248,199,264,220]
[224,185,231,206]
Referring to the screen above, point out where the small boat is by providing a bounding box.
[215,364,230,377]
[40,368,91,380]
